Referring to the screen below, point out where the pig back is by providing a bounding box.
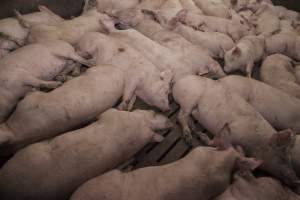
[6,66,124,151]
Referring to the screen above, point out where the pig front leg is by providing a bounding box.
[178,105,195,145]
[55,61,81,82]
[55,52,96,68]
[38,5,64,24]
[24,75,62,89]
[245,62,254,78]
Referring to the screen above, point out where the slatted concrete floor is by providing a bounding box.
[118,98,207,171]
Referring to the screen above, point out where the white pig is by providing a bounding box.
[173,9,251,42]
[224,34,266,77]
[260,54,300,99]
[114,9,225,78]
[193,0,231,18]
[173,75,300,187]
[0,108,172,200]
[0,39,92,124]
[215,173,300,200]
[265,33,300,61]
[172,23,235,58]
[0,66,123,156]
[296,65,300,84]
[99,13,222,81]
[15,8,104,45]
[76,32,172,111]
[96,0,141,15]
[71,144,260,200]
[179,0,203,14]
[0,6,63,56]
[220,75,300,133]
[251,3,280,34]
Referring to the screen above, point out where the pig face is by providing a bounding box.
[263,130,300,186]
[224,47,244,73]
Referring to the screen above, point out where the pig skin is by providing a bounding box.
[0,39,91,124]
[252,3,280,34]
[193,0,231,18]
[173,23,235,59]
[266,33,300,61]
[260,54,300,99]
[114,9,225,78]
[173,75,299,187]
[76,32,171,111]
[220,75,300,134]
[0,66,124,156]
[99,13,223,82]
[0,109,171,200]
[70,146,256,200]
[224,34,265,77]
[16,8,104,45]
[0,6,63,55]
[174,9,250,42]
[215,174,300,200]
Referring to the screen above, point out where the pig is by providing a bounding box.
[279,19,299,36]
[220,75,300,133]
[96,0,141,15]
[172,23,235,58]
[260,54,300,99]
[292,136,300,178]
[173,75,300,187]
[193,0,231,18]
[296,65,300,84]
[273,5,300,21]
[179,0,203,14]
[76,32,172,111]
[224,34,266,77]
[173,9,251,42]
[215,173,300,200]
[0,39,93,124]
[251,3,280,34]
[0,6,63,57]
[0,66,124,156]
[114,9,225,78]
[15,8,104,45]
[150,0,183,27]
[99,13,223,81]
[266,33,300,61]
[70,139,261,200]
[0,108,172,200]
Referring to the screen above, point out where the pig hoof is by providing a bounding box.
[55,75,67,82]
[183,131,193,146]
[41,81,63,89]
[118,102,128,111]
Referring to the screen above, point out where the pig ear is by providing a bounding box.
[152,133,164,143]
[232,47,242,57]
[269,129,296,150]
[235,157,263,175]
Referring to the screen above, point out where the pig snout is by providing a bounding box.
[151,114,173,131]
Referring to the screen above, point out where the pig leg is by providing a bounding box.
[14,10,41,28]
[55,61,79,82]
[178,105,196,145]
[118,77,141,111]
[24,75,62,89]
[38,5,64,23]
[127,94,137,111]
[246,62,254,78]
[54,53,96,68]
